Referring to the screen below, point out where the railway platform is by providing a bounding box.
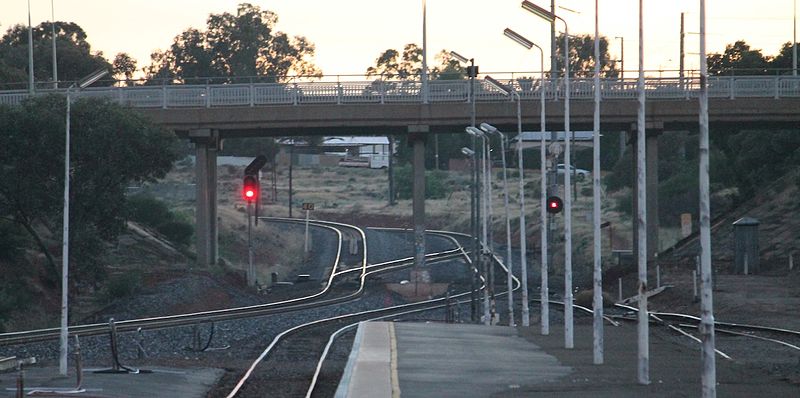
[336,319,799,397]
[0,366,222,398]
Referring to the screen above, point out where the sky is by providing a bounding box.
[3,0,797,79]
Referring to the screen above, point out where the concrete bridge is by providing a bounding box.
[4,75,799,266]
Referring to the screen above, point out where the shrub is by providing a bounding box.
[125,195,194,246]
[103,271,143,302]
[0,221,27,262]
[394,165,448,200]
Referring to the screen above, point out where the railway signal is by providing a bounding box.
[242,174,258,202]
[546,196,563,214]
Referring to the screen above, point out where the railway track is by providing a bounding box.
[220,230,517,397]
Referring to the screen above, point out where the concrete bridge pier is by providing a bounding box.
[190,129,221,267]
[631,122,662,262]
[409,125,428,269]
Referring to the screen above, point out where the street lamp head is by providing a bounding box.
[77,68,109,89]
[504,28,534,50]
[461,147,475,156]
[465,126,484,137]
[449,50,470,64]
[480,123,499,134]
[484,75,513,96]
[521,0,556,22]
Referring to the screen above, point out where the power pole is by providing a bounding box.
[680,12,686,90]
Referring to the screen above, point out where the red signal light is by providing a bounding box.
[546,196,563,214]
[243,175,258,202]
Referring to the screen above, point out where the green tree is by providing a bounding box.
[145,3,320,83]
[552,33,619,78]
[707,40,770,76]
[0,95,180,283]
[0,22,113,88]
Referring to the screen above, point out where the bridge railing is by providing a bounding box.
[1,76,798,108]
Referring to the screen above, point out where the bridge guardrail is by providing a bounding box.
[1,76,799,109]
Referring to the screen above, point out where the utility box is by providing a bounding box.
[733,217,760,274]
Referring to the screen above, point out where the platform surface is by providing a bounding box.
[337,319,799,397]
[0,366,222,398]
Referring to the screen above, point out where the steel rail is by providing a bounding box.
[676,323,800,352]
[225,244,474,397]
[0,219,351,345]
[304,232,520,397]
[614,304,732,360]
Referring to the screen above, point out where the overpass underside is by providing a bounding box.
[175,97,799,268]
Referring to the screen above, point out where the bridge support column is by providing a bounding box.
[631,123,662,262]
[409,126,428,269]
[191,129,220,268]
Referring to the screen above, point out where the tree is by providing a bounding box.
[707,40,770,76]
[552,33,619,78]
[112,52,138,85]
[0,22,113,88]
[366,44,464,80]
[768,41,800,74]
[0,95,180,283]
[145,3,320,83]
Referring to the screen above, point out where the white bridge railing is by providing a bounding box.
[1,76,798,109]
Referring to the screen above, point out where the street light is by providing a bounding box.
[480,122,515,326]
[591,0,604,367]
[503,27,548,332]
[61,67,109,375]
[482,76,529,329]
[521,0,574,349]
[466,126,492,325]
[451,50,481,322]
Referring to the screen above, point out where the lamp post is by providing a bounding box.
[482,76,529,329]
[615,36,624,80]
[51,0,58,88]
[794,0,797,76]
[699,1,717,396]
[460,144,479,322]
[503,28,547,332]
[61,68,109,375]
[27,0,35,94]
[421,0,429,103]
[635,0,650,385]
[591,0,604,366]
[522,0,574,349]
[466,126,492,325]
[480,123,515,326]
[451,51,482,321]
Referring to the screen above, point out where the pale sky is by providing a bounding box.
[3,0,797,79]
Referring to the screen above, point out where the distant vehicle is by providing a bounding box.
[339,153,389,169]
[556,164,590,181]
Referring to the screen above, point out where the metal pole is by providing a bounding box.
[481,135,491,325]
[516,105,530,328]
[592,0,604,366]
[497,131,515,326]
[699,1,717,395]
[421,0,429,104]
[794,0,797,76]
[304,209,310,253]
[470,61,479,321]
[248,203,255,287]
[51,0,58,89]
[60,87,72,376]
[486,134,496,324]
[560,17,574,350]
[636,0,650,385]
[288,145,293,218]
[535,44,548,335]
[434,134,439,170]
[388,136,396,205]
[28,0,35,95]
[551,0,557,79]
[680,13,686,90]
[616,36,625,80]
